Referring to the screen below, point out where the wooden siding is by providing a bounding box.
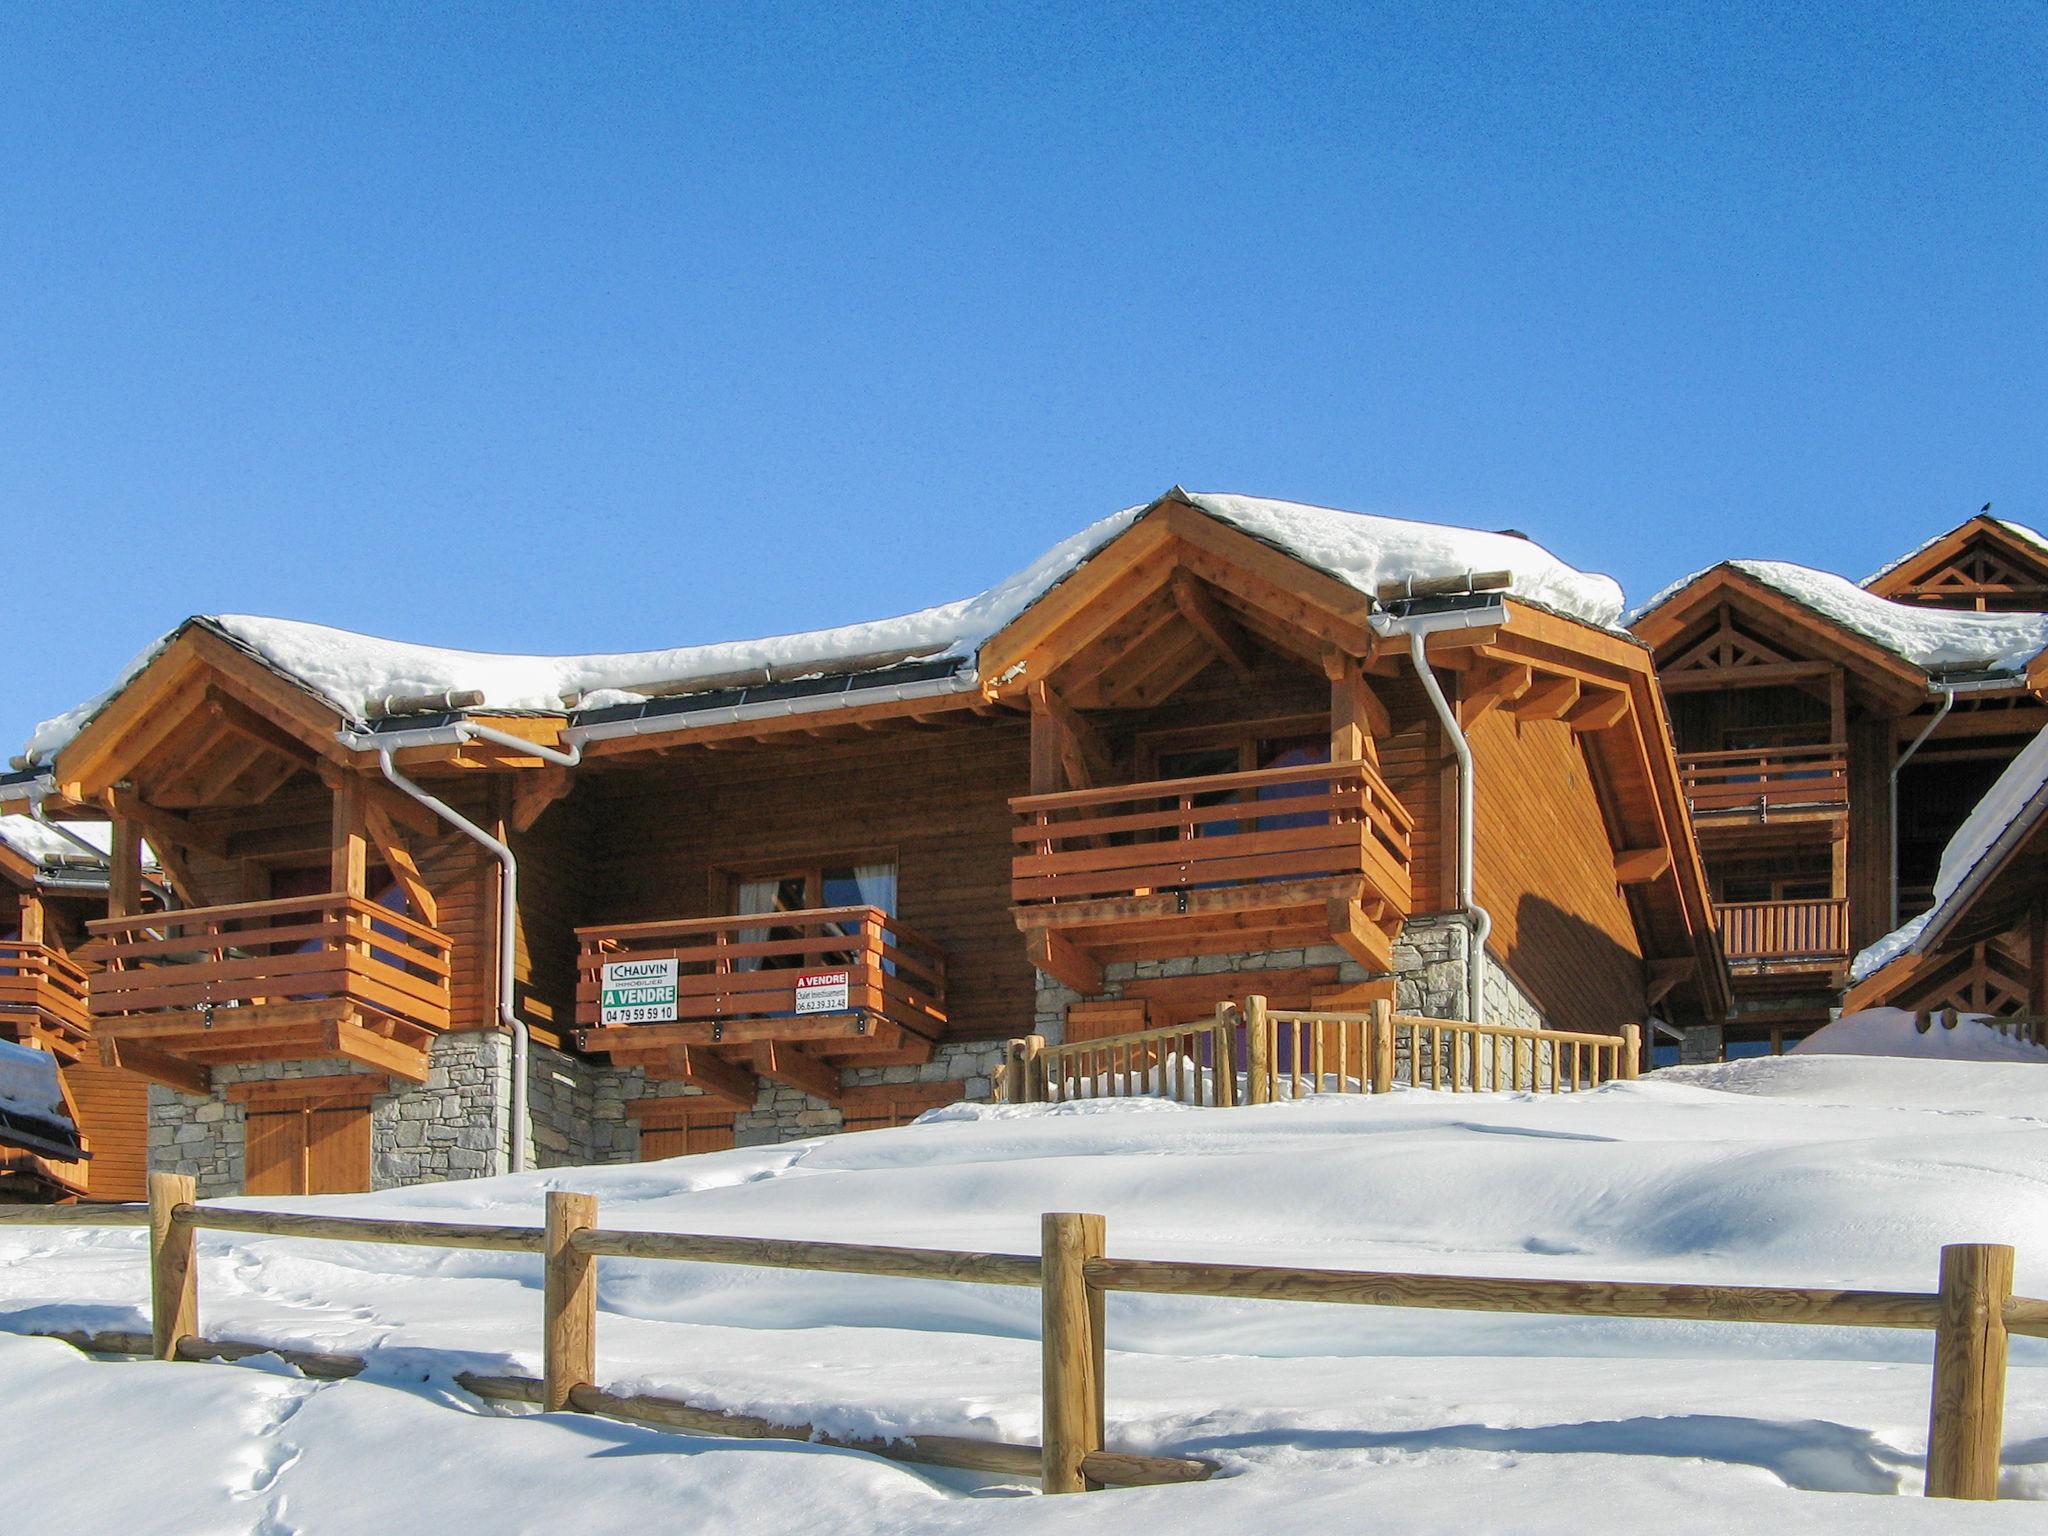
[1468,708,1647,1032]
[584,720,1037,1044]
[63,1055,149,1200]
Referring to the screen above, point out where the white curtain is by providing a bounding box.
[851,862,896,915]
[734,878,780,972]
[852,862,898,973]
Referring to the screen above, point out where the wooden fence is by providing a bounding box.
[0,1173,2040,1499]
[1004,997,1641,1106]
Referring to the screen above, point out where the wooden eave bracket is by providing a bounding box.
[1456,663,1534,730]
[1644,958,1695,1007]
[1613,847,1672,886]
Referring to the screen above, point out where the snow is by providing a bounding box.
[1852,725,2048,979]
[0,815,114,870]
[20,493,1624,765]
[1791,1007,2048,1063]
[0,1038,71,1136]
[2,1056,2045,1530]
[1635,559,2048,675]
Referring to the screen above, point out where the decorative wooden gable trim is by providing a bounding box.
[1662,607,1803,676]
[1866,517,2048,612]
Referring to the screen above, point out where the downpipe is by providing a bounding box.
[1404,629,1492,1025]
[343,723,582,1175]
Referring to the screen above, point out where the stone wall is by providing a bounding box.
[1029,916,1545,1047]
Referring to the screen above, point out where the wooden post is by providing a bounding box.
[328,771,370,900]
[1369,999,1395,1095]
[544,1191,599,1412]
[1213,1003,1239,1108]
[1925,1242,2014,1499]
[109,812,144,920]
[1041,1212,1106,1494]
[1003,1040,1026,1104]
[1019,1034,1046,1104]
[1244,995,1271,1104]
[148,1170,198,1362]
[1621,1024,1642,1080]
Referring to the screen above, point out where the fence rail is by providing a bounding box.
[1719,897,1851,963]
[1679,743,1849,818]
[84,893,453,1036]
[0,940,93,1040]
[1004,997,1640,1107]
[0,1174,2037,1500]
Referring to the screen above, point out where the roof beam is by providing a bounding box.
[1170,570,1257,682]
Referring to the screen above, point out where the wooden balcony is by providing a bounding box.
[84,895,452,1089]
[1718,898,1850,976]
[1010,759,1414,991]
[1680,745,1849,823]
[0,942,93,1059]
[572,907,947,1102]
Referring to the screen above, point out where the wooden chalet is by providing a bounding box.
[0,817,149,1199]
[1632,522,2048,1055]
[9,490,1726,1197]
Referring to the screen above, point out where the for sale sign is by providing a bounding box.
[794,969,851,1014]
[600,958,679,1025]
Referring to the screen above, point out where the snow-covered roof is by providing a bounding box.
[1634,558,2048,677]
[1862,515,2048,588]
[20,491,1626,766]
[1851,724,2048,980]
[0,816,116,875]
[0,1038,80,1162]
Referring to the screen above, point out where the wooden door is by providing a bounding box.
[839,1081,966,1133]
[237,1079,374,1195]
[636,1111,736,1160]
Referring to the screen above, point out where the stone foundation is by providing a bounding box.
[1030,915,1545,1047]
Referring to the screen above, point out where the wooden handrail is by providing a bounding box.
[1,1177,2033,1500]
[87,893,450,950]
[575,905,945,964]
[1011,757,1413,830]
[1677,742,1845,765]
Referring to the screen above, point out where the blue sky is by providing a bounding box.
[3,3,2044,737]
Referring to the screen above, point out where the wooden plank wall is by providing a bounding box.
[1467,709,1648,1032]
[584,720,1038,1043]
[63,1055,149,1200]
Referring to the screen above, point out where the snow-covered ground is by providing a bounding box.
[3,1056,2045,1533]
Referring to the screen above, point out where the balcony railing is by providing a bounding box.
[1718,898,1850,964]
[1680,744,1849,819]
[0,941,92,1048]
[572,906,947,1049]
[1012,759,1413,910]
[85,895,453,1045]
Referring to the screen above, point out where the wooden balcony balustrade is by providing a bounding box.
[1680,744,1849,820]
[0,941,93,1055]
[1010,759,1415,989]
[83,895,453,1086]
[572,907,948,1079]
[1717,898,1851,965]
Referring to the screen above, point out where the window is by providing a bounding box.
[724,859,897,971]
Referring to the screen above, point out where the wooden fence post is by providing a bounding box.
[1003,1039,1026,1104]
[1244,996,1270,1104]
[148,1170,198,1362]
[1369,999,1395,1095]
[1041,1211,1106,1494]
[544,1191,599,1412]
[1020,1034,1046,1103]
[1925,1242,2014,1499]
[1212,1003,1239,1108]
[1621,1024,1642,1080]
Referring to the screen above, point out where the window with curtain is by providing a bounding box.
[725,860,898,971]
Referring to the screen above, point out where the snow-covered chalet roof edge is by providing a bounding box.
[19,491,1627,767]
[1862,515,2048,588]
[1631,558,2048,678]
[1851,724,2048,981]
[0,816,121,879]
